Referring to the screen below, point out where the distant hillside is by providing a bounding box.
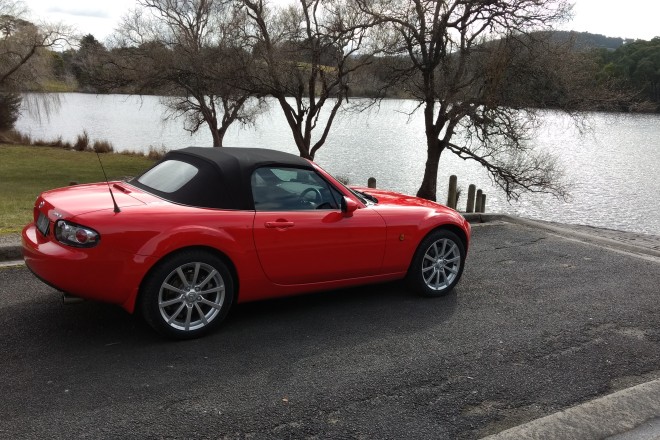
[538,30,630,51]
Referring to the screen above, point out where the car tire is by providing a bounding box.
[140,250,234,339]
[408,229,466,297]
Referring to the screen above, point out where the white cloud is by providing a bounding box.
[28,0,136,40]
[564,0,660,40]
[25,0,660,42]
[46,6,111,19]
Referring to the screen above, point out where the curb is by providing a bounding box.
[462,213,660,259]
[0,243,22,262]
[480,379,660,440]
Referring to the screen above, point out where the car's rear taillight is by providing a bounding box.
[54,220,100,248]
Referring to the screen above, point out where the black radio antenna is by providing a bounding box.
[96,151,121,213]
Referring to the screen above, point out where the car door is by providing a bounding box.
[252,166,386,285]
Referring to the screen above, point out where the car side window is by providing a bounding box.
[252,167,342,211]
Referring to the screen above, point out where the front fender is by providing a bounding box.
[417,208,471,250]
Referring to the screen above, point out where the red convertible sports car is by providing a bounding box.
[23,147,471,339]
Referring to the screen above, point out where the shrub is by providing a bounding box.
[146,145,167,160]
[92,139,114,153]
[0,129,31,145]
[74,130,90,151]
[50,136,72,149]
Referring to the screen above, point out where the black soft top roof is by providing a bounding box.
[132,147,314,210]
[174,147,311,176]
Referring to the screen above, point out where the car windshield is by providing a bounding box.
[333,182,376,205]
[310,163,376,205]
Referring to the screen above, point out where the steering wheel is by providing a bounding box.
[300,187,322,205]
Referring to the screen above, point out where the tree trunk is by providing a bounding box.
[216,125,229,148]
[416,136,444,201]
[211,126,222,148]
[275,96,311,159]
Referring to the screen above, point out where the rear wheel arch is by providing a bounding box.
[140,247,239,338]
[138,245,239,304]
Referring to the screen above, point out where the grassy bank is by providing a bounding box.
[0,145,155,234]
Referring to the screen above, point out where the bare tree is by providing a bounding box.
[112,0,263,147]
[357,0,581,202]
[0,0,70,127]
[0,0,70,90]
[242,0,377,159]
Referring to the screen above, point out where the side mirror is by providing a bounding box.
[341,196,359,216]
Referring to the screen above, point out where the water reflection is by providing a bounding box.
[16,93,660,235]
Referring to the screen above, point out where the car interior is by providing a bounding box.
[251,167,341,211]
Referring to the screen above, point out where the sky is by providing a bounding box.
[24,0,660,43]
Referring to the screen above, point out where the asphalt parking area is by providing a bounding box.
[1,221,659,439]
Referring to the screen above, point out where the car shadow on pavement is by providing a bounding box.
[1,275,459,361]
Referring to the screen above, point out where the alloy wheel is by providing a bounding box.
[421,238,461,291]
[158,262,226,332]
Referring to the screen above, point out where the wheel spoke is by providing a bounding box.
[444,244,457,259]
[199,297,223,310]
[191,263,201,286]
[199,285,224,296]
[197,269,218,289]
[167,303,186,324]
[446,256,461,263]
[162,283,186,295]
[176,267,189,287]
[440,239,447,257]
[435,268,442,287]
[425,268,436,284]
[194,303,209,325]
[424,254,436,263]
[431,242,439,258]
[422,265,434,273]
[184,306,193,331]
[160,296,184,307]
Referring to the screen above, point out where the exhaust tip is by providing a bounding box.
[62,293,84,305]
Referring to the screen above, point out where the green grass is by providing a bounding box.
[41,80,77,93]
[0,145,155,234]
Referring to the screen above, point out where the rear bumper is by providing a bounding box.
[22,223,156,313]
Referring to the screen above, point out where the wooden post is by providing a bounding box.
[466,184,476,213]
[367,177,377,188]
[480,194,487,213]
[446,175,457,209]
[475,189,483,213]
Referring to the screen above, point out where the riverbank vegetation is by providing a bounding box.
[46,31,660,115]
[595,38,660,110]
[0,129,168,159]
[0,144,155,233]
[1,0,658,203]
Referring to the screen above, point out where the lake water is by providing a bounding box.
[15,93,660,235]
